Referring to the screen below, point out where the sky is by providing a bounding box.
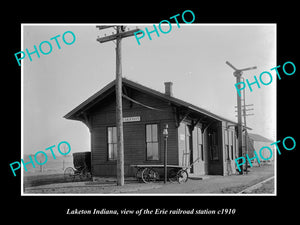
[22,24,276,155]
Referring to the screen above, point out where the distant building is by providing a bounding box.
[246,133,275,165]
[64,78,247,178]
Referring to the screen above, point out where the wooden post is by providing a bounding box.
[225,61,256,175]
[96,26,142,186]
[242,78,248,174]
[115,26,124,186]
[164,137,168,183]
[163,124,168,183]
[236,73,243,175]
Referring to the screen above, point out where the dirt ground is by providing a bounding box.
[23,164,275,195]
[247,178,274,193]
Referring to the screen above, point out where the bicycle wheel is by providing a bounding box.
[141,168,159,183]
[177,169,188,183]
[64,167,75,182]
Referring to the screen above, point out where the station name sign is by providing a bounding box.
[123,116,141,123]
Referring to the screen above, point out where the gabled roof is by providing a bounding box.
[64,78,239,125]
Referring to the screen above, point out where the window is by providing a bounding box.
[107,127,117,160]
[224,129,228,145]
[234,131,238,158]
[197,127,204,161]
[225,130,230,160]
[225,145,230,160]
[230,131,234,160]
[146,124,159,160]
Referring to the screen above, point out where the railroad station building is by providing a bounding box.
[64,78,241,178]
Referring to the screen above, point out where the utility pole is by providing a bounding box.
[235,80,254,174]
[97,25,141,186]
[226,61,256,175]
[241,78,253,174]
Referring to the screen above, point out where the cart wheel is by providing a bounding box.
[177,169,188,183]
[86,172,92,180]
[135,168,143,182]
[141,168,159,183]
[64,167,75,182]
[80,168,91,181]
[168,168,179,183]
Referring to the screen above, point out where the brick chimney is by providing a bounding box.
[164,82,173,97]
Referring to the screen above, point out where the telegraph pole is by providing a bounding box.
[235,76,254,174]
[236,73,244,174]
[235,103,254,172]
[115,26,124,186]
[241,77,253,173]
[226,61,256,175]
[97,25,141,186]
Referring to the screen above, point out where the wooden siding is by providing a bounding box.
[89,88,179,177]
[192,126,206,175]
[177,121,209,176]
[206,122,224,175]
[86,87,236,177]
[221,121,239,175]
[177,123,186,167]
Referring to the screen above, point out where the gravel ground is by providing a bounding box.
[245,178,274,194]
[24,164,274,195]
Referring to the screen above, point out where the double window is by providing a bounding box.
[107,124,160,161]
[146,124,159,160]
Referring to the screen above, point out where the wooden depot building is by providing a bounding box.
[64,78,241,178]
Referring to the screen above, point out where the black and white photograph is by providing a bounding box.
[21,23,276,195]
[4,4,298,220]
